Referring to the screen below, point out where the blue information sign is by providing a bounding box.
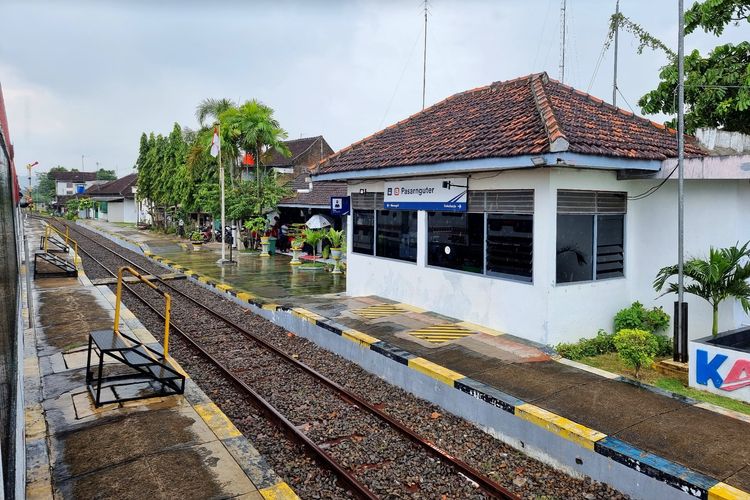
[330,196,351,216]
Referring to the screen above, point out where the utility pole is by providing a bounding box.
[81,154,85,172]
[612,0,620,105]
[676,0,687,362]
[422,0,428,110]
[559,0,567,83]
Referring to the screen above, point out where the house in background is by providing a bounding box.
[312,72,750,346]
[49,171,98,213]
[266,136,346,227]
[83,173,140,223]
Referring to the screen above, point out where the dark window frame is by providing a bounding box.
[556,190,626,285]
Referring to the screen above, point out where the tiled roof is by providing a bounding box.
[85,173,137,198]
[266,136,332,167]
[279,172,346,207]
[50,171,98,182]
[315,73,704,176]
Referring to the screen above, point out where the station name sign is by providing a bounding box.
[689,341,750,403]
[384,177,467,211]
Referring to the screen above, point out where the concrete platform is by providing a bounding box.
[84,219,750,499]
[23,219,295,500]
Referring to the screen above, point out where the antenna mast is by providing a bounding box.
[559,0,567,82]
[612,0,620,105]
[422,0,428,110]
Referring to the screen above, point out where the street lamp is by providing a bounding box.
[81,154,86,171]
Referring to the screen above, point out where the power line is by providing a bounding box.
[628,163,679,200]
[378,20,424,129]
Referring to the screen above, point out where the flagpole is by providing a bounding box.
[218,124,226,263]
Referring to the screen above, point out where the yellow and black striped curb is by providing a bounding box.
[95,225,750,500]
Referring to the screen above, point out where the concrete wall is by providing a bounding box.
[346,169,750,345]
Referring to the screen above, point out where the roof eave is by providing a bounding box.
[312,153,663,181]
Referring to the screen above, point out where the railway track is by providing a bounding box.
[49,219,518,499]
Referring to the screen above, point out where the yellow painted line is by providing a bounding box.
[709,483,750,500]
[352,304,409,319]
[198,275,211,284]
[292,308,324,324]
[455,321,505,336]
[408,323,475,344]
[216,283,233,292]
[262,303,279,311]
[397,302,426,313]
[171,264,184,270]
[183,269,196,276]
[236,292,256,302]
[408,357,465,386]
[515,403,606,451]
[259,481,299,500]
[194,402,243,440]
[342,329,380,347]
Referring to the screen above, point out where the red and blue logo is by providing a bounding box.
[696,349,750,392]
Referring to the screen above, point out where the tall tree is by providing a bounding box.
[639,0,750,133]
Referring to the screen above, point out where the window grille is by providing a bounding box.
[468,189,534,214]
[351,192,384,210]
[557,190,626,214]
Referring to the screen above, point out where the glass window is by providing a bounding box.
[352,209,375,255]
[486,214,533,281]
[596,214,624,280]
[427,212,484,273]
[556,214,594,283]
[376,210,417,262]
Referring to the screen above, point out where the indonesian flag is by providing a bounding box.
[209,127,220,157]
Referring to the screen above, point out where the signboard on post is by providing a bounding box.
[330,196,350,216]
[384,177,467,211]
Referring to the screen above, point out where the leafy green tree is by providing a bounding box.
[95,168,117,180]
[639,0,750,133]
[613,329,660,379]
[654,242,750,336]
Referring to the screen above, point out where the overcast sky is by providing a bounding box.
[1,0,746,187]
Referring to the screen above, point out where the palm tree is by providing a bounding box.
[219,100,291,216]
[195,98,236,127]
[653,242,750,336]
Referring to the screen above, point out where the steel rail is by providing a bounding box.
[52,219,378,500]
[56,219,518,499]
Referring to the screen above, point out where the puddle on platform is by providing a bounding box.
[159,249,345,300]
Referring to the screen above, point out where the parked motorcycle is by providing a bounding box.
[199,225,212,243]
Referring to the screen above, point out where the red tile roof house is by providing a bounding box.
[49,171,98,213]
[311,72,750,346]
[83,173,140,223]
[265,136,347,224]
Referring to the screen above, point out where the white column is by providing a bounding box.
[416,210,427,267]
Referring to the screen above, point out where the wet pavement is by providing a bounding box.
[83,220,345,301]
[24,218,282,500]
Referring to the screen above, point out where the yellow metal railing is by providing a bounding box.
[44,223,79,266]
[114,266,172,359]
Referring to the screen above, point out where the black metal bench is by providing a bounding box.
[86,329,186,407]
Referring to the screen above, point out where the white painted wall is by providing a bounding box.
[107,201,124,222]
[345,168,750,346]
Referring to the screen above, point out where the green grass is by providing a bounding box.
[654,377,750,416]
[578,353,750,416]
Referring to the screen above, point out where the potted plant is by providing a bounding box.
[289,237,304,265]
[189,230,204,250]
[301,227,324,269]
[326,228,345,274]
[244,217,267,255]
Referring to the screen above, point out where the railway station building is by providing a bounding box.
[312,72,750,346]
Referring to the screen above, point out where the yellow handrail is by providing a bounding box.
[114,266,172,359]
[45,224,79,267]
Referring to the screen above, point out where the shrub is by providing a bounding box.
[555,330,616,360]
[613,302,670,334]
[613,329,660,378]
[653,333,673,357]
